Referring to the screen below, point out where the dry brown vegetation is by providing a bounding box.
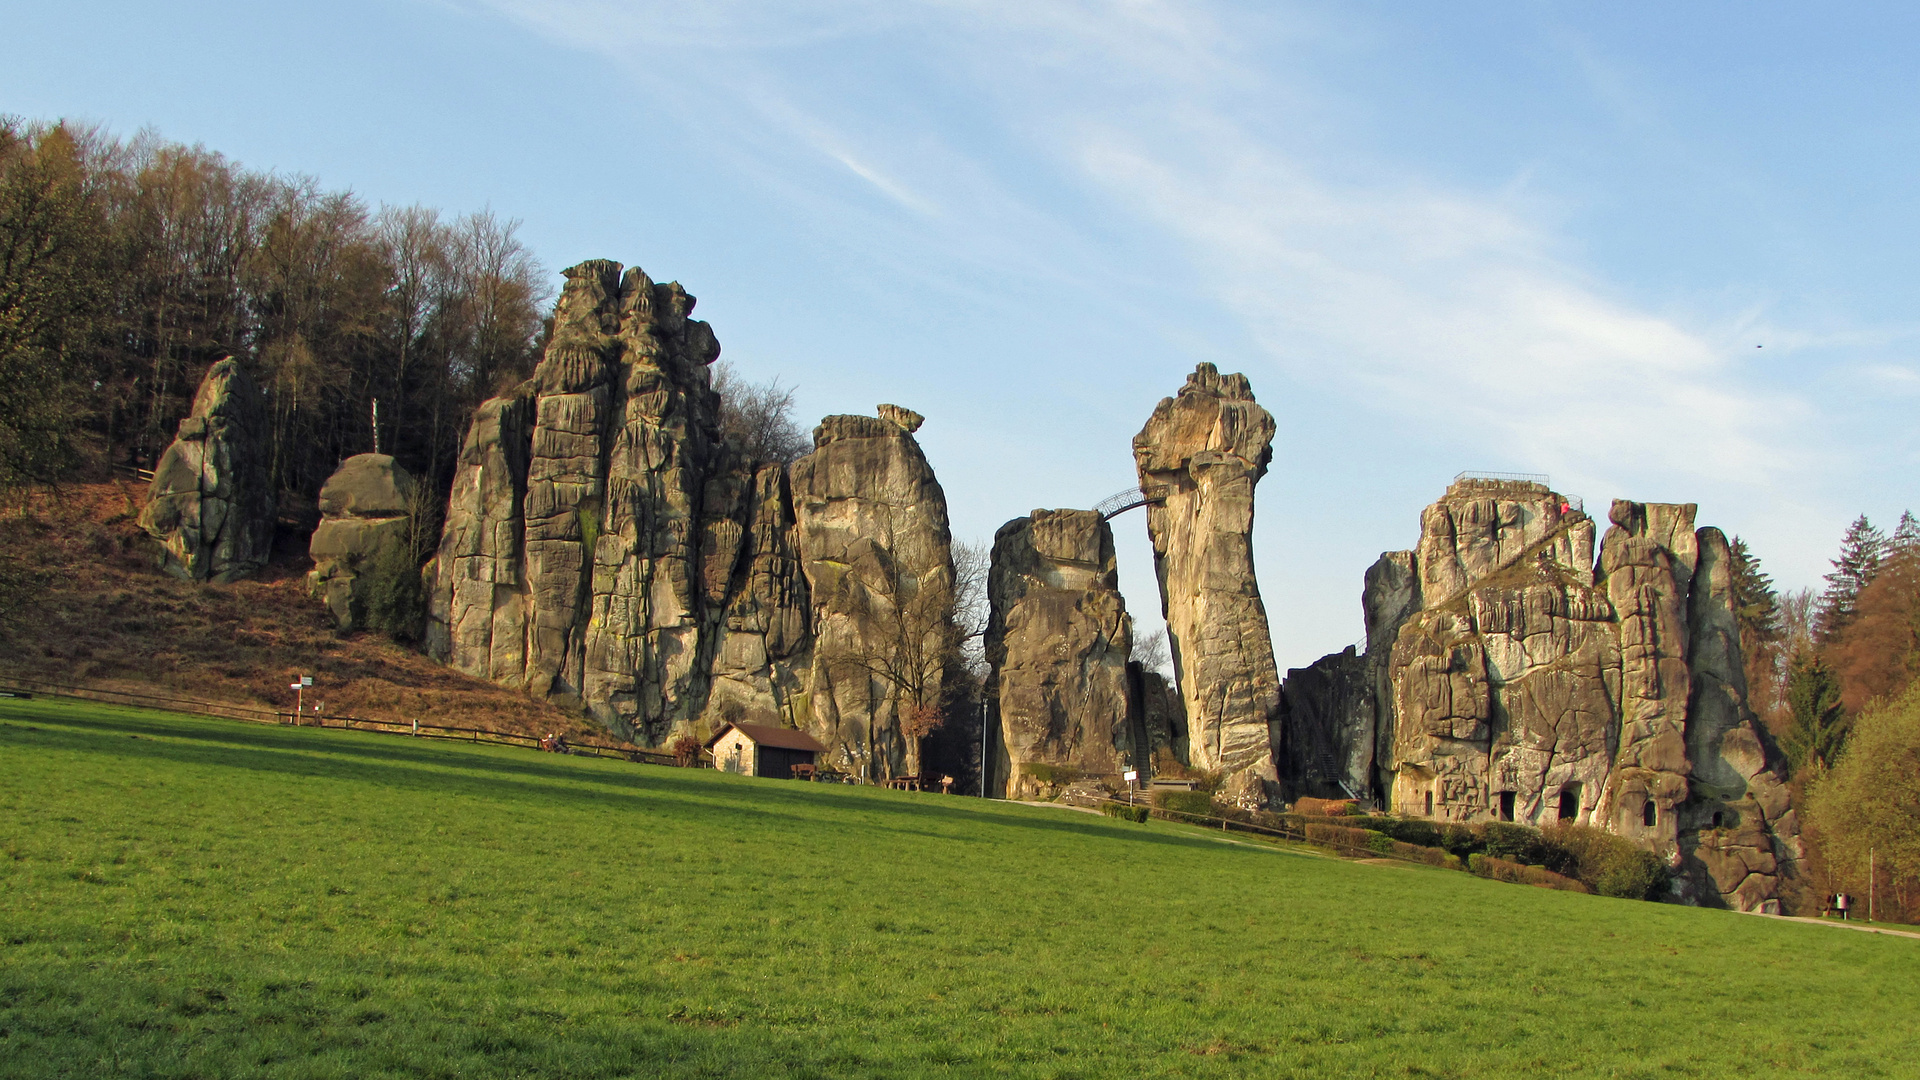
[0,478,604,741]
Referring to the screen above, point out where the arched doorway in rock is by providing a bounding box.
[1557,784,1581,821]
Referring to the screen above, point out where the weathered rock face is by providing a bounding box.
[1279,477,1802,911]
[791,410,954,779]
[986,509,1133,800]
[426,259,950,779]
[308,454,417,630]
[139,357,276,583]
[1677,527,1802,912]
[1134,363,1282,803]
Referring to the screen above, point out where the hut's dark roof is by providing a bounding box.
[703,722,828,753]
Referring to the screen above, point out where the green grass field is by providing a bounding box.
[3,698,1916,1079]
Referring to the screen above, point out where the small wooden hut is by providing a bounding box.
[705,722,829,779]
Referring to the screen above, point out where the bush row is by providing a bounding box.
[1468,854,1590,893]
[1281,814,1670,900]
[1100,802,1149,824]
[1133,794,1667,901]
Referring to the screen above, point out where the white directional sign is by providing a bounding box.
[301,676,314,687]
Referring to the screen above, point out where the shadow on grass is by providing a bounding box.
[0,702,1256,860]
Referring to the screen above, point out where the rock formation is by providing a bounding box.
[791,408,955,778]
[986,509,1134,799]
[139,357,276,583]
[1134,363,1283,803]
[307,454,418,630]
[1279,476,1802,911]
[426,258,952,778]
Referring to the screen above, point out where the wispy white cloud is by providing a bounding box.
[455,0,1875,608]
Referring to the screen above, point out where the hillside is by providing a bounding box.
[0,476,600,741]
[3,695,1917,1079]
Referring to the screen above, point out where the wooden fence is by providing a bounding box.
[0,676,682,767]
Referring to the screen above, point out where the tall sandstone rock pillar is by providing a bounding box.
[426,260,951,779]
[139,357,277,583]
[986,509,1134,800]
[791,406,954,780]
[427,259,808,745]
[1133,363,1283,803]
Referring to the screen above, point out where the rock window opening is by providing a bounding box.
[1642,800,1657,828]
[1557,787,1579,821]
[1425,791,1434,816]
[1498,791,1515,822]
[1711,810,1724,828]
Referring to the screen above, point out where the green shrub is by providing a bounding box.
[1366,831,1395,854]
[1437,823,1484,859]
[1021,763,1078,786]
[1483,822,1580,877]
[1365,815,1444,849]
[1152,790,1214,818]
[1302,822,1375,849]
[359,542,427,642]
[1100,803,1149,824]
[1468,854,1589,893]
[1545,824,1671,900]
[1390,842,1461,869]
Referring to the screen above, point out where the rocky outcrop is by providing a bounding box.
[426,258,951,778]
[139,357,276,583]
[1279,476,1802,911]
[986,509,1134,799]
[1134,363,1282,803]
[308,454,417,630]
[1677,527,1802,911]
[792,409,954,779]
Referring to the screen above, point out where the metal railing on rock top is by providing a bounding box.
[1453,470,1550,486]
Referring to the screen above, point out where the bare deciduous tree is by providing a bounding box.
[712,361,810,464]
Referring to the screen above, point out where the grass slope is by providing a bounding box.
[3,697,1916,1079]
[0,480,592,739]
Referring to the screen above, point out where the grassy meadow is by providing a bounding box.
[2,697,1916,1079]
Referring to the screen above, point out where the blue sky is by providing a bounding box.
[8,1,1920,672]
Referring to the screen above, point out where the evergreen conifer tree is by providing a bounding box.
[1730,537,1781,647]
[1730,537,1784,719]
[1815,515,1887,644]
[1783,652,1848,772]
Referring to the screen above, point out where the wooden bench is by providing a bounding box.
[790,763,817,781]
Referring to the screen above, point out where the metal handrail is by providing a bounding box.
[1453,470,1549,485]
[1094,484,1170,521]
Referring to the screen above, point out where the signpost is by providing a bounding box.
[289,675,313,720]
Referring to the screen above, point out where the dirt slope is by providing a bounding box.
[0,477,606,742]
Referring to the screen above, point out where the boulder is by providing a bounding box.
[986,509,1134,799]
[1133,363,1283,805]
[138,357,276,583]
[307,454,417,631]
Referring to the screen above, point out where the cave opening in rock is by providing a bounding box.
[1712,810,1724,828]
[1498,790,1515,821]
[1425,790,1434,816]
[1643,799,1658,827]
[1558,785,1580,821]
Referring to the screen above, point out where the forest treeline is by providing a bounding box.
[0,116,548,504]
[1733,511,1920,918]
